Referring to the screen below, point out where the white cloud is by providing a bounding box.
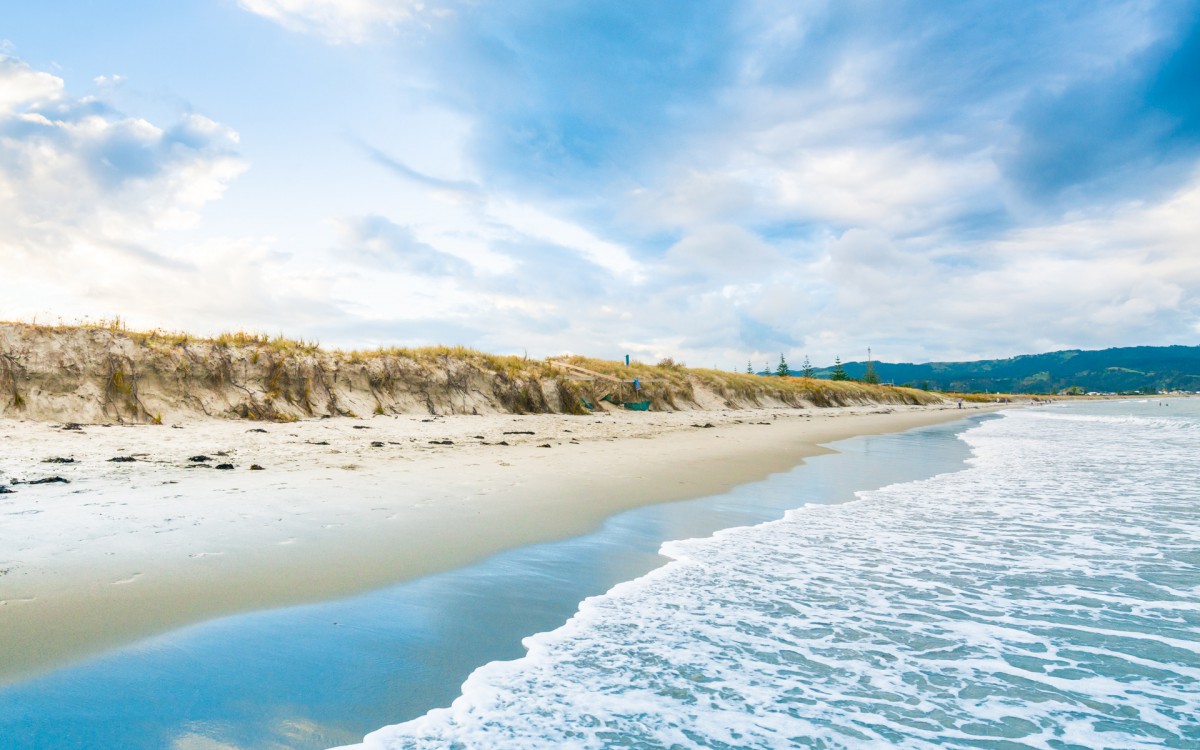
[0,56,253,327]
[238,0,434,44]
[664,225,783,280]
[93,74,126,87]
[620,170,757,231]
[804,177,1200,361]
[0,56,63,114]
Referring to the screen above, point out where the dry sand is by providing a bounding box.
[0,402,1003,684]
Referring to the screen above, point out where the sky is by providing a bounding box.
[2,0,1199,368]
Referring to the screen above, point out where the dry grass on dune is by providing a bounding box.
[550,355,942,409]
[0,320,943,423]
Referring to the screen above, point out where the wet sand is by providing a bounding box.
[0,403,1003,683]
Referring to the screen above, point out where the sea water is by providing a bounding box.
[347,400,1200,749]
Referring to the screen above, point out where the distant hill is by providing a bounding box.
[804,345,1200,394]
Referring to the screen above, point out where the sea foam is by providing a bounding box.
[342,403,1200,749]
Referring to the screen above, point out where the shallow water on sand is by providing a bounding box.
[350,400,1200,749]
[0,418,976,749]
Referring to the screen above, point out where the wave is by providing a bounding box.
[340,405,1200,749]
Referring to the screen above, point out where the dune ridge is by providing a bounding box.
[0,322,942,424]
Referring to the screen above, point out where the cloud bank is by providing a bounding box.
[4,1,1199,368]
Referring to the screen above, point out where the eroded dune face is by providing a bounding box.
[0,323,581,423]
[0,322,941,424]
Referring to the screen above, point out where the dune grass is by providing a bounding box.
[2,320,947,416]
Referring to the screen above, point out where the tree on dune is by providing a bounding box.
[864,360,880,384]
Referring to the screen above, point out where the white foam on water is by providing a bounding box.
[339,404,1200,749]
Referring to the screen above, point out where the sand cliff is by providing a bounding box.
[0,322,942,423]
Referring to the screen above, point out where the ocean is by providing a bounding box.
[3,401,1197,749]
[346,400,1200,749]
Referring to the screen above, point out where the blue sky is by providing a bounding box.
[2,0,1198,367]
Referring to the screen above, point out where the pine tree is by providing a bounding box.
[863,360,880,384]
[831,356,848,381]
[801,355,814,379]
[776,353,789,377]
[746,359,753,374]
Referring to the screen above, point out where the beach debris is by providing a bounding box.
[188,455,212,463]
[472,435,485,439]
[692,423,716,428]
[538,443,552,448]
[429,439,454,445]
[503,430,536,435]
[12,476,70,485]
[370,441,385,448]
[421,419,435,423]
[108,456,137,462]
[250,464,265,471]
[216,451,230,456]
[31,476,70,484]
[247,428,268,433]
[353,425,371,430]
[0,486,14,494]
[42,457,76,464]
[186,464,211,469]
[308,440,330,446]
[215,463,235,470]
[496,440,510,446]
[62,423,84,431]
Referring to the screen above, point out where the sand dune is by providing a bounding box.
[0,322,942,424]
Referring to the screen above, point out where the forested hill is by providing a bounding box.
[810,345,1200,394]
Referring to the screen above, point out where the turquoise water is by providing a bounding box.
[347,400,1200,749]
[0,417,975,749]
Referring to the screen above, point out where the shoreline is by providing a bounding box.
[0,403,1005,684]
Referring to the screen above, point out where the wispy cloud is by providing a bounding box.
[338,214,474,276]
[238,0,449,44]
[359,140,480,196]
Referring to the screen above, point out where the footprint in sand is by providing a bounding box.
[277,538,296,545]
[112,573,143,585]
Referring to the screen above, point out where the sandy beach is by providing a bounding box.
[0,403,1002,685]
